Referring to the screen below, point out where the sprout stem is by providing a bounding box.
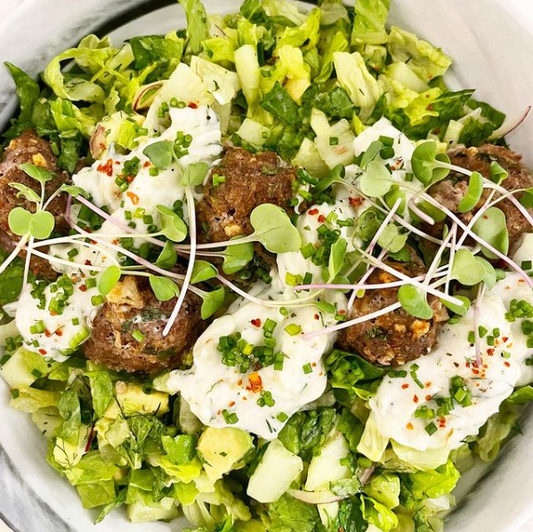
[421,193,532,286]
[163,188,196,336]
[0,234,30,276]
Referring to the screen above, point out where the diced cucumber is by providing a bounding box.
[247,439,303,503]
[305,431,351,491]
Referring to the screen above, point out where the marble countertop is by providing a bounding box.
[0,0,533,531]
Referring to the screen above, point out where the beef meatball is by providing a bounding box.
[427,145,533,243]
[337,258,448,366]
[197,147,297,242]
[84,276,205,373]
[0,130,71,278]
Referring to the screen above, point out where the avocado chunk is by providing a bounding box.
[109,382,169,418]
[247,439,303,503]
[198,427,254,481]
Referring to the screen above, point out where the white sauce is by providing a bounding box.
[166,280,338,439]
[370,237,533,452]
[16,278,101,362]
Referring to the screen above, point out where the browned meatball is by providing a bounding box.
[196,147,297,242]
[84,276,205,373]
[427,145,533,243]
[0,130,71,278]
[337,259,448,366]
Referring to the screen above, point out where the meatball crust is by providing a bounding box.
[0,130,71,278]
[84,277,205,373]
[197,147,297,242]
[428,145,533,243]
[337,259,448,366]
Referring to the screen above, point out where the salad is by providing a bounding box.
[0,0,532,530]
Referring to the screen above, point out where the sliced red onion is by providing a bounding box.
[133,81,164,111]
[489,106,531,140]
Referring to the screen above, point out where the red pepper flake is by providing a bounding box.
[502,336,509,343]
[127,191,139,205]
[248,372,263,393]
[85,260,92,266]
[44,329,52,338]
[406,423,414,430]
[308,208,319,216]
[143,161,151,168]
[312,362,317,367]
[237,379,243,386]
[50,310,58,317]
[251,318,261,327]
[55,329,63,337]
[79,285,87,292]
[188,102,198,109]
[413,395,419,403]
[402,383,409,389]
[349,196,364,208]
[97,159,114,177]
[425,381,432,388]
[338,309,346,315]
[472,369,480,375]
[242,396,248,401]
[487,348,495,356]
[38,349,47,355]
[317,214,326,223]
[314,314,320,320]
[228,401,236,407]
[504,361,511,368]
[425,395,432,401]
[115,161,120,165]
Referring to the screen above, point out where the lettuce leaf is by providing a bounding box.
[333,52,383,117]
[401,460,460,507]
[128,33,184,70]
[3,63,40,137]
[387,27,452,83]
[179,0,210,56]
[0,248,24,307]
[361,495,398,532]
[352,0,391,46]
[268,494,319,532]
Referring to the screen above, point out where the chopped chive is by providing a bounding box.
[284,324,302,336]
[425,422,438,436]
[302,363,313,374]
[132,329,145,342]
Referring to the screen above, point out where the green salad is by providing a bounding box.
[1,0,532,531]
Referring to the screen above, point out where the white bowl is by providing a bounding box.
[0,1,532,531]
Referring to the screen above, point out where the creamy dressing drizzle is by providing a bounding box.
[166,277,341,439]
[370,234,533,452]
[16,279,101,362]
